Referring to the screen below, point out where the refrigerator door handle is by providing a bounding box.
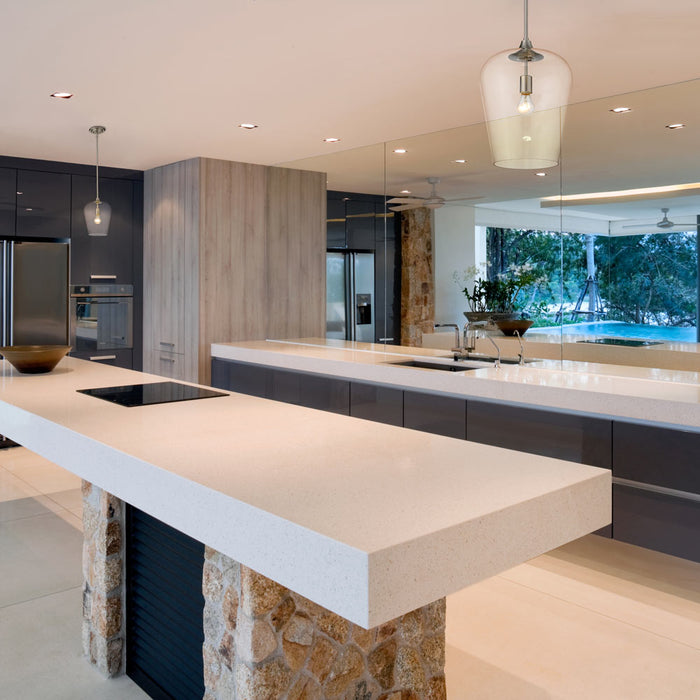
[348,253,356,341]
[7,242,13,346]
[1,241,5,346]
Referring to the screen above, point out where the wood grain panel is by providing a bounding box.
[199,159,268,384]
[145,157,325,385]
[265,166,325,341]
[143,159,199,379]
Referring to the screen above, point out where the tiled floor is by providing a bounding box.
[1,447,699,699]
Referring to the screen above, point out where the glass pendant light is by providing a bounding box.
[84,125,111,236]
[480,0,571,169]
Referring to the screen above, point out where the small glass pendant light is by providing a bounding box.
[480,0,571,169]
[84,125,111,236]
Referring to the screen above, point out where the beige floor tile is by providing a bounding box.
[52,507,83,532]
[446,575,700,700]
[43,488,83,518]
[0,466,41,503]
[501,561,700,649]
[6,458,81,494]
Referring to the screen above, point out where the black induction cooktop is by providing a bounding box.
[577,338,663,347]
[77,381,228,407]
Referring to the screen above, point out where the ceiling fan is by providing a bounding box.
[622,208,696,231]
[387,177,482,212]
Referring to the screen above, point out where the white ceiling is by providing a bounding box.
[2,0,700,171]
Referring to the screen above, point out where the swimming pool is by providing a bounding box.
[535,321,698,343]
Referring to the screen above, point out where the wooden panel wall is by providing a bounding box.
[199,159,268,383]
[143,159,199,380]
[265,165,326,341]
[145,157,326,385]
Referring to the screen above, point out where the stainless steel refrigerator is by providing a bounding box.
[326,251,375,342]
[1,239,70,346]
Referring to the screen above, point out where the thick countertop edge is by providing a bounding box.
[366,470,611,623]
[0,398,375,626]
[210,341,700,431]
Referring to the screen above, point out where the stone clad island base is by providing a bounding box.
[81,481,447,699]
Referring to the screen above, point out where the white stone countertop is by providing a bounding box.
[0,357,609,628]
[211,338,700,430]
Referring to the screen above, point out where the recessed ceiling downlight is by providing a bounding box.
[400,190,411,194]
[666,123,685,130]
[535,172,547,177]
[451,159,468,164]
[50,92,73,99]
[609,107,631,113]
[323,137,341,143]
[393,148,407,154]
[238,123,259,130]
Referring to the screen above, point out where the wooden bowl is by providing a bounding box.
[0,345,71,374]
[494,319,534,337]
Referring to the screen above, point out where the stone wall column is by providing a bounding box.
[401,208,435,347]
[203,547,447,700]
[81,480,125,677]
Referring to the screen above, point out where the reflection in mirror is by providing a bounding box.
[282,78,700,375]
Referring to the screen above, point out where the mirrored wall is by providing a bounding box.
[282,78,700,374]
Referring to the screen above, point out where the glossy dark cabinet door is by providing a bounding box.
[16,170,71,238]
[467,400,612,468]
[270,369,350,415]
[211,359,269,398]
[613,422,700,494]
[70,348,133,369]
[346,200,375,250]
[403,391,466,439]
[326,197,346,248]
[350,382,403,426]
[71,175,134,284]
[613,484,700,563]
[0,167,16,233]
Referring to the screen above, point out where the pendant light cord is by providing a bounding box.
[95,131,100,203]
[523,0,529,44]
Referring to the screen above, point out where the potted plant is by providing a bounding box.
[453,263,544,332]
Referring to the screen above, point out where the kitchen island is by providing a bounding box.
[0,356,609,698]
[211,338,700,566]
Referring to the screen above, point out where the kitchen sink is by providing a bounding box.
[388,359,480,372]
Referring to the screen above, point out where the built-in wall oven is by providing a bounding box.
[70,284,133,366]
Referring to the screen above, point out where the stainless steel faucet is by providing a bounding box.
[434,323,461,353]
[514,329,526,365]
[469,320,501,368]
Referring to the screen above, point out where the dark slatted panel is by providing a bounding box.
[126,505,205,700]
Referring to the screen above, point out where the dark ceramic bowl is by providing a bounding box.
[494,319,534,337]
[0,345,71,374]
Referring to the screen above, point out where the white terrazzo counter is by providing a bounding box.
[211,338,700,430]
[0,357,609,628]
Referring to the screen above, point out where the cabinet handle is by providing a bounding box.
[378,337,395,342]
[89,355,117,361]
[160,356,176,363]
[160,341,175,347]
[90,274,117,280]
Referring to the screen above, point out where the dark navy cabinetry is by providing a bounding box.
[71,174,137,284]
[0,167,16,232]
[16,170,71,238]
[0,155,144,370]
[468,400,612,468]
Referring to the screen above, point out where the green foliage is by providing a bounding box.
[597,232,697,326]
[483,227,698,329]
[455,263,544,313]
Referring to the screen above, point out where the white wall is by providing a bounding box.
[433,206,485,325]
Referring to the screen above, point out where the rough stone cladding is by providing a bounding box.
[203,546,447,700]
[81,480,125,677]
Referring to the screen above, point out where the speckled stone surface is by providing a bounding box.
[203,547,446,700]
[211,338,700,430]
[81,480,125,677]
[0,357,610,627]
